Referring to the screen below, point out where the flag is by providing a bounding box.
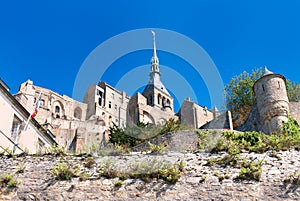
[31,92,42,118]
[24,92,42,131]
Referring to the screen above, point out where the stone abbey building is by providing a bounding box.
[14,32,216,152]
[11,32,300,152]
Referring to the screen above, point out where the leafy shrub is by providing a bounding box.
[83,157,96,168]
[109,123,142,147]
[98,159,121,179]
[284,171,300,185]
[237,160,262,181]
[282,115,300,136]
[201,116,300,183]
[148,142,165,154]
[51,161,79,180]
[49,145,66,156]
[213,171,229,182]
[109,119,181,148]
[210,117,300,154]
[1,147,14,158]
[16,162,25,174]
[114,180,124,187]
[0,174,19,188]
[157,118,181,136]
[159,164,182,184]
[78,172,91,181]
[205,154,239,167]
[114,144,131,154]
[98,159,184,184]
[197,130,220,150]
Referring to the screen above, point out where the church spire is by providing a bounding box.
[145,31,169,95]
[151,30,159,73]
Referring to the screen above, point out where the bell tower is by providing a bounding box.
[142,31,174,113]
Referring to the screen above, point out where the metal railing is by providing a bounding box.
[0,130,24,154]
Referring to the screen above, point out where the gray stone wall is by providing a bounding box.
[201,111,232,130]
[290,101,300,124]
[236,101,261,132]
[132,130,201,152]
[83,84,97,120]
[1,150,300,200]
[179,98,214,129]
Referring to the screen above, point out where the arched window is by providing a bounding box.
[53,101,64,119]
[40,99,45,106]
[158,94,162,105]
[162,97,166,106]
[55,106,60,113]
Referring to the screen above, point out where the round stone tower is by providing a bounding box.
[253,67,290,134]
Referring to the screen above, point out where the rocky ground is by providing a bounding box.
[0,149,299,201]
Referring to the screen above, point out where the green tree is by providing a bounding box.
[109,119,182,147]
[225,68,263,127]
[286,80,299,102]
[157,118,181,136]
[225,68,299,128]
[109,123,140,147]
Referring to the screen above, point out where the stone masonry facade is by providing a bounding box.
[0,137,299,200]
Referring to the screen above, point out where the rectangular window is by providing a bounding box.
[37,138,45,153]
[11,115,22,141]
[111,93,115,99]
[97,91,104,107]
[98,97,102,106]
[115,104,117,110]
[108,101,112,109]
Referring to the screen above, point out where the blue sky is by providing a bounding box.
[1,1,300,112]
